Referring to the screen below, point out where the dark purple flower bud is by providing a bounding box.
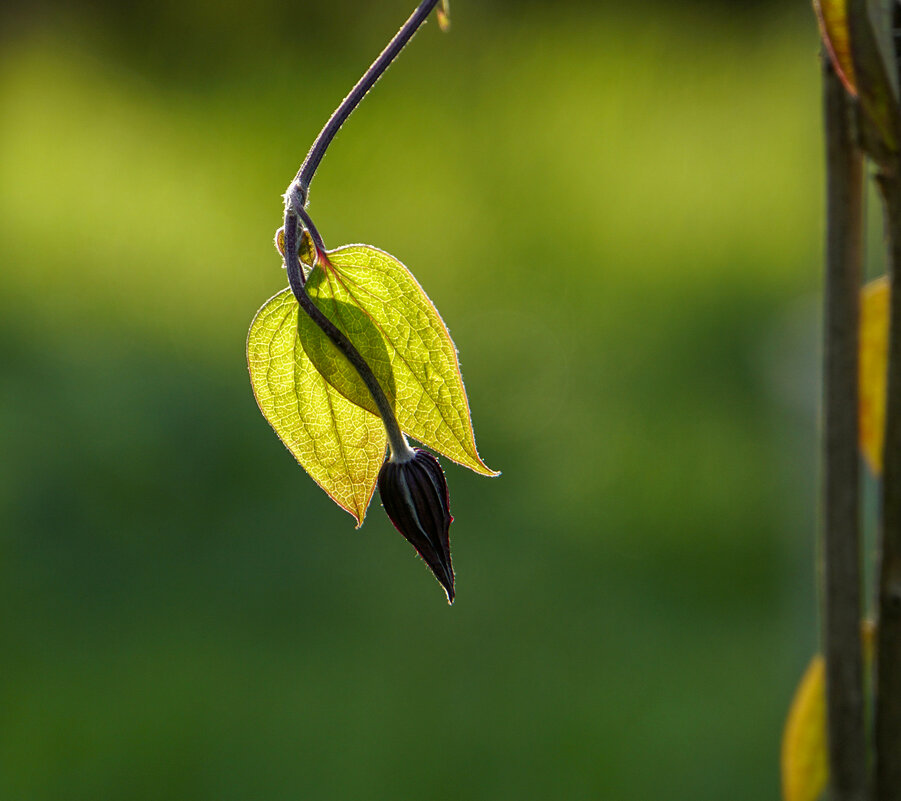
[378,448,455,603]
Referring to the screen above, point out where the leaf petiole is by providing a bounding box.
[296,205,329,262]
[283,208,414,463]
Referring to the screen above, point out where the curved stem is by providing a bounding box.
[284,209,413,462]
[279,0,443,462]
[286,0,441,210]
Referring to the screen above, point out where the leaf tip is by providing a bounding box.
[467,447,500,477]
[324,487,370,529]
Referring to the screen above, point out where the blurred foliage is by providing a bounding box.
[781,621,876,801]
[860,276,889,474]
[781,654,828,801]
[1,1,823,799]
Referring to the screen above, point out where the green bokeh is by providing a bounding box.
[1,2,823,798]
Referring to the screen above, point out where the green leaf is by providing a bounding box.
[296,244,497,477]
[247,288,387,525]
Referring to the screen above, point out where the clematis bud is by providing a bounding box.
[378,448,455,603]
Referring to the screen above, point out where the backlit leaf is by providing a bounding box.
[296,244,497,477]
[813,0,857,95]
[247,288,387,525]
[299,293,398,421]
[860,276,888,475]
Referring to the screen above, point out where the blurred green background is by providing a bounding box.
[1,1,827,798]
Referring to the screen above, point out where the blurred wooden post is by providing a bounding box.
[821,53,867,801]
[852,3,901,800]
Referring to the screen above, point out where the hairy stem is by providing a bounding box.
[286,0,441,211]
[283,209,412,461]
[821,55,868,801]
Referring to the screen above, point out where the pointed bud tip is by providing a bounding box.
[435,559,455,604]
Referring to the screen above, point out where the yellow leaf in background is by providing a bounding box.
[437,0,451,32]
[860,276,889,475]
[781,622,875,801]
[813,0,857,95]
[782,655,828,801]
